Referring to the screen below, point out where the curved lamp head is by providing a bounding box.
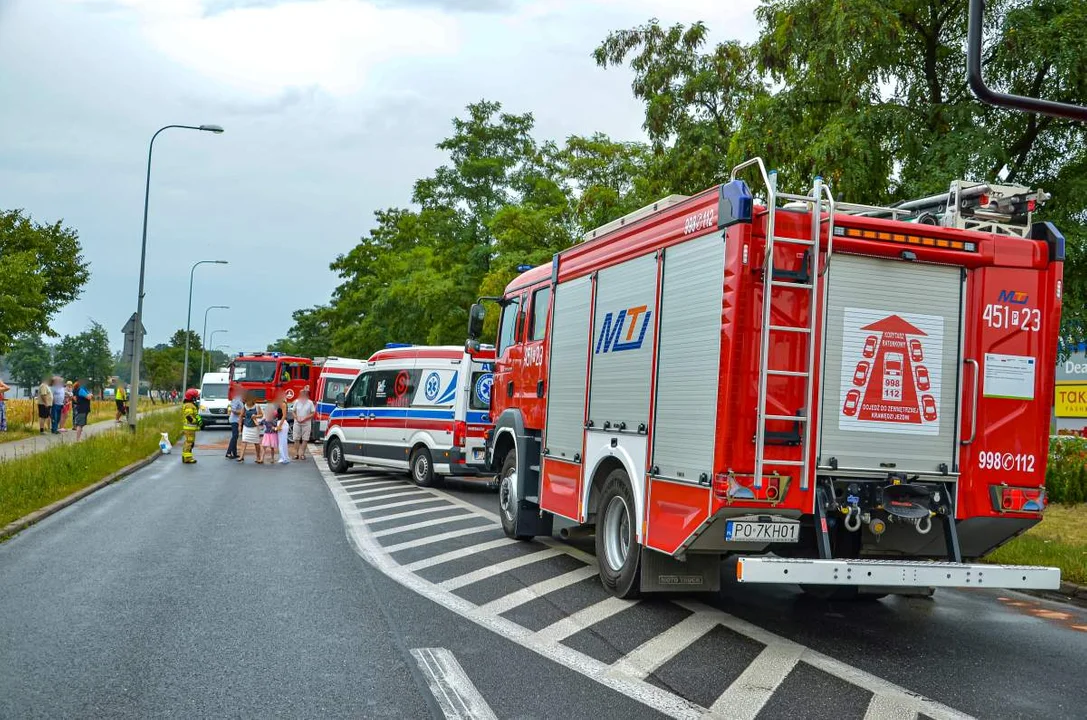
[199,124,225,134]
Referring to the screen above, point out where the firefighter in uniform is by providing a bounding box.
[182,388,203,464]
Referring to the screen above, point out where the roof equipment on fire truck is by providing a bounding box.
[580,195,690,243]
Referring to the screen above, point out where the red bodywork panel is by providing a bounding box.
[495,183,1062,548]
[230,354,314,403]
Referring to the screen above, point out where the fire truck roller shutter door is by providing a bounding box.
[544,275,592,461]
[819,254,963,474]
[584,252,658,526]
[651,233,724,483]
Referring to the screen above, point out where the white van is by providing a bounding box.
[311,356,368,441]
[198,372,231,427]
[323,345,496,486]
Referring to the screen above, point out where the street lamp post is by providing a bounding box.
[128,123,224,431]
[182,260,228,394]
[199,306,229,379]
[204,330,228,376]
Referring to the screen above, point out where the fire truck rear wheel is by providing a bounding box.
[327,438,351,474]
[595,469,641,599]
[410,447,437,487]
[498,452,533,541]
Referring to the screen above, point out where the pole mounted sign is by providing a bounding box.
[121,313,147,367]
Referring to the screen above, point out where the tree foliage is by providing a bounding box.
[52,321,114,393]
[0,209,90,353]
[283,2,1086,354]
[5,334,52,392]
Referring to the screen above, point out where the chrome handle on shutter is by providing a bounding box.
[962,358,979,445]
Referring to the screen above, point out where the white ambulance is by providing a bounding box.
[197,372,231,427]
[311,356,367,441]
[323,344,496,486]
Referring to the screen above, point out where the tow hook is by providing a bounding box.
[914,514,933,534]
[844,506,862,532]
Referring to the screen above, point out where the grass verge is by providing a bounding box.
[0,413,181,528]
[0,399,156,444]
[985,504,1087,585]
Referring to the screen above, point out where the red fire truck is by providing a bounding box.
[227,352,314,407]
[467,157,1063,599]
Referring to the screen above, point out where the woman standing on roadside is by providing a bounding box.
[237,393,260,462]
[61,381,73,431]
[72,380,92,441]
[0,377,10,432]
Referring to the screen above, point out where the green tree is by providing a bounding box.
[0,209,90,353]
[52,321,113,394]
[595,2,1087,334]
[5,334,52,393]
[268,305,334,357]
[143,347,183,394]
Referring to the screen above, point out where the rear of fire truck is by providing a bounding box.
[714,160,1063,596]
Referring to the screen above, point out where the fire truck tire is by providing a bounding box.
[327,438,352,474]
[410,447,438,487]
[595,470,641,599]
[498,453,533,541]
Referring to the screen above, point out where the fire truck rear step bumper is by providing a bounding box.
[735,557,1060,590]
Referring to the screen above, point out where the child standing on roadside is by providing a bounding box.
[259,396,278,464]
[275,391,291,465]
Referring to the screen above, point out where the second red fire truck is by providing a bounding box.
[467,157,1063,599]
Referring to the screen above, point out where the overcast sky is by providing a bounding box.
[0,0,759,356]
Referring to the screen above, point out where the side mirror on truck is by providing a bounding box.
[467,303,486,340]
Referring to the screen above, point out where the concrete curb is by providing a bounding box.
[0,450,163,542]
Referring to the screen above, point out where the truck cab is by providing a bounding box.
[228,352,313,418]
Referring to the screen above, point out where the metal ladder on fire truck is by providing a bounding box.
[730,158,836,555]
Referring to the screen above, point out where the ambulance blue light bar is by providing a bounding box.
[385,343,413,349]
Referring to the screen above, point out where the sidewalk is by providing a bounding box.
[0,408,174,462]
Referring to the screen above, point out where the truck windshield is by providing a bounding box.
[233,361,276,383]
[201,383,228,399]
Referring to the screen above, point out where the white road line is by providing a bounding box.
[403,538,519,572]
[675,601,972,720]
[366,505,477,529]
[354,490,431,505]
[372,513,481,538]
[317,466,704,720]
[340,478,402,489]
[382,524,500,554]
[708,643,803,719]
[534,596,636,644]
[438,548,564,591]
[348,485,418,497]
[479,565,599,616]
[411,647,498,720]
[864,694,920,720]
[607,613,719,680]
[357,497,449,514]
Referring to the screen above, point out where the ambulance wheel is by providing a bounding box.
[411,447,437,487]
[327,438,351,474]
[595,469,641,599]
[498,453,533,541]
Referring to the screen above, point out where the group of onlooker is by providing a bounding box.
[0,377,9,432]
[31,375,94,440]
[223,383,315,465]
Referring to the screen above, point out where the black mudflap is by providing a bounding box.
[639,549,721,593]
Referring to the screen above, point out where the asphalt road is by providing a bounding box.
[3,430,1086,719]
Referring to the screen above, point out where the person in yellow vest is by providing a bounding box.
[181,388,203,464]
[114,380,129,423]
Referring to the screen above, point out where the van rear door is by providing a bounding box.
[461,357,495,468]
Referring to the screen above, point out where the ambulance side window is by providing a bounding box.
[371,370,413,408]
[497,297,522,355]
[345,373,372,408]
[529,286,550,341]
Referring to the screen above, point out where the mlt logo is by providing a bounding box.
[596,305,652,353]
[998,290,1029,305]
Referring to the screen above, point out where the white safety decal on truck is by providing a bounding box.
[983,353,1036,400]
[838,308,944,435]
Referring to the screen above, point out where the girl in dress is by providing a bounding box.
[238,394,261,462]
[259,395,279,465]
[275,391,291,464]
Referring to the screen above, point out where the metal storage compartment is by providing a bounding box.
[544,275,592,460]
[818,254,963,474]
